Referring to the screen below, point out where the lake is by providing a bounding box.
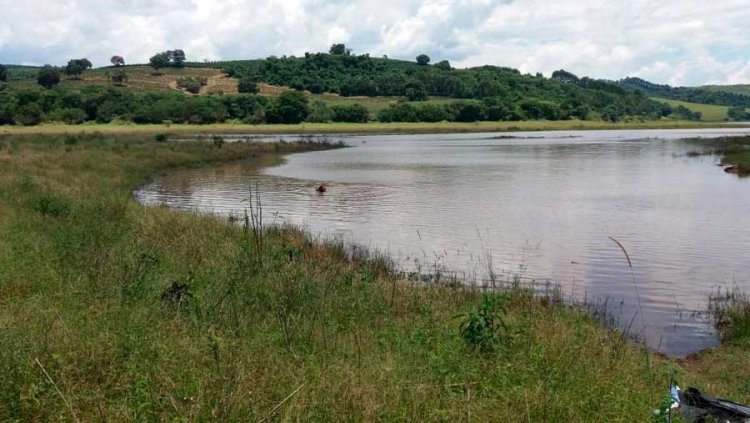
[135,128,750,357]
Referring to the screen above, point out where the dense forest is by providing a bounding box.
[0,46,719,125]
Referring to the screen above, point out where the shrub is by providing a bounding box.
[154,134,168,143]
[30,193,71,217]
[457,294,510,352]
[16,103,44,126]
[176,77,207,95]
[57,108,87,124]
[238,75,259,94]
[307,100,334,122]
[266,91,310,124]
[110,69,128,86]
[37,65,61,89]
[332,103,369,123]
[377,103,419,122]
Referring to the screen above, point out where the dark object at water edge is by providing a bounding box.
[676,385,750,422]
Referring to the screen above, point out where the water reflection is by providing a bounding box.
[136,128,750,356]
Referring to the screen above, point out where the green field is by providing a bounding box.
[0,133,748,420]
[701,84,750,96]
[651,97,739,121]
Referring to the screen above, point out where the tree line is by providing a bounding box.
[0,84,700,127]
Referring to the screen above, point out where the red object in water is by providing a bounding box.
[316,184,328,193]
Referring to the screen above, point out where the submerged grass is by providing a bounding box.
[709,287,750,347]
[685,135,750,176]
[0,133,748,420]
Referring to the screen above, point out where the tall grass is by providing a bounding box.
[0,133,746,420]
[685,135,750,176]
[0,118,735,137]
[709,286,750,346]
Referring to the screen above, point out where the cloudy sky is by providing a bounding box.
[1,0,749,86]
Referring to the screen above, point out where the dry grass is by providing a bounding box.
[1,119,740,138]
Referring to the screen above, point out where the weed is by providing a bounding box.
[29,193,71,217]
[160,280,194,310]
[457,294,510,352]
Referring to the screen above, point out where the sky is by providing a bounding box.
[1,0,749,87]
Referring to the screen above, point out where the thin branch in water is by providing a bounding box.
[608,236,647,345]
[608,236,632,268]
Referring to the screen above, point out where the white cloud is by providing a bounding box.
[0,0,749,85]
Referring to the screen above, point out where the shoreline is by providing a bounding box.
[1,133,748,420]
[139,138,741,361]
[2,119,749,137]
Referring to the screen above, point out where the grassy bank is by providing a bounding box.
[1,119,743,137]
[0,134,748,420]
[687,135,750,175]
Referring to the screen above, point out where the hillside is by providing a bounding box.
[619,77,750,108]
[701,84,750,96]
[651,97,734,121]
[0,49,742,126]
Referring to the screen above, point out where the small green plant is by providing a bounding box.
[457,294,509,352]
[651,389,685,423]
[154,133,168,143]
[30,194,71,217]
[160,281,193,310]
[212,135,224,149]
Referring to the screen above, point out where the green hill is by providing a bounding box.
[651,97,731,121]
[0,47,731,126]
[619,77,750,109]
[701,84,750,96]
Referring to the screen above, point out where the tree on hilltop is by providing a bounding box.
[551,69,580,84]
[37,65,61,88]
[65,58,93,79]
[170,50,186,67]
[150,50,187,70]
[416,54,430,66]
[150,52,169,71]
[110,55,125,67]
[329,44,350,55]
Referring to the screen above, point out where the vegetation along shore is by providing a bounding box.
[0,132,748,420]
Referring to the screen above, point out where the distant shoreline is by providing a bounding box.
[3,120,748,136]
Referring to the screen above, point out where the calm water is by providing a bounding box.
[136,128,750,356]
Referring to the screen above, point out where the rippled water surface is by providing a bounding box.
[136,129,750,356]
